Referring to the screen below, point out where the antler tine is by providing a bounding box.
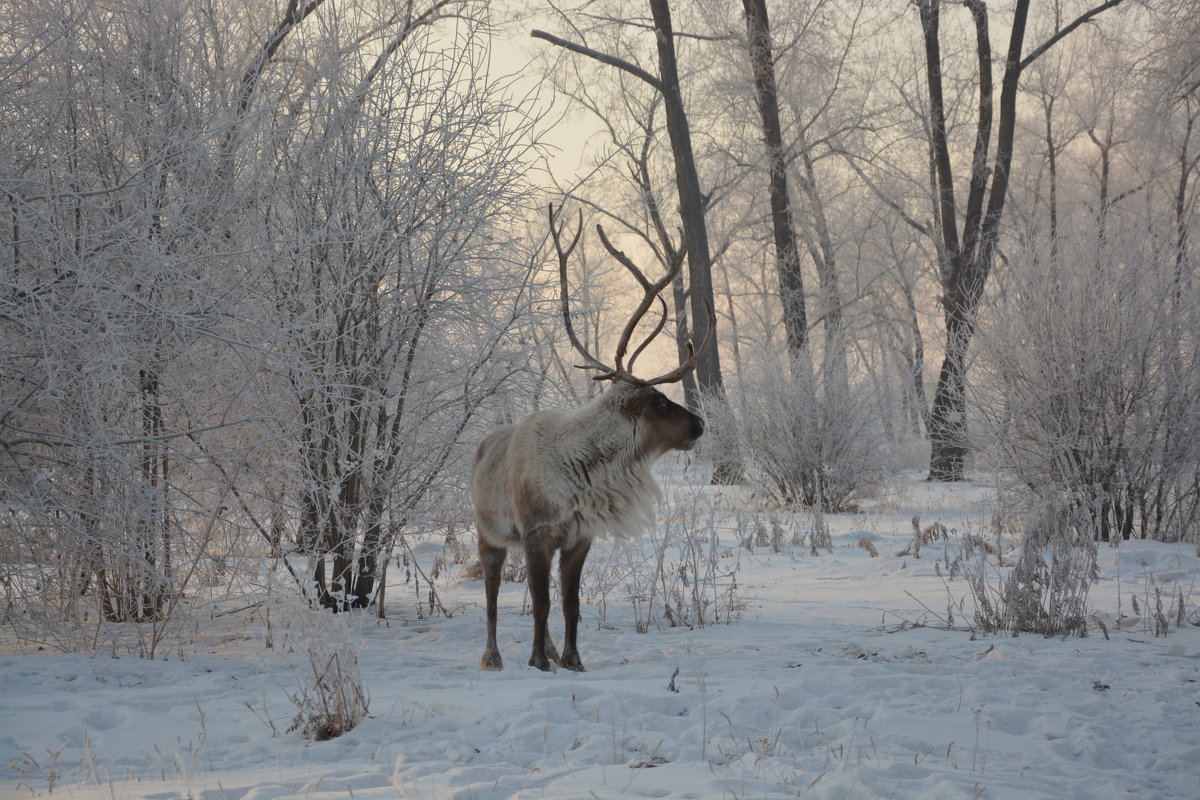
[626,241,686,372]
[596,224,654,291]
[552,204,703,387]
[551,204,618,380]
[640,298,716,386]
[625,294,668,373]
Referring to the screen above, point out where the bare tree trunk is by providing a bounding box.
[797,145,846,396]
[895,269,929,435]
[1088,124,1115,247]
[1174,115,1195,297]
[921,0,980,478]
[645,1,724,394]
[716,257,745,391]
[741,0,808,361]
[671,267,700,410]
[1041,94,1061,259]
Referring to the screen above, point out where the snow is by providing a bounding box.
[3,470,1199,800]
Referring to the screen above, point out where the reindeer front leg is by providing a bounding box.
[558,537,592,671]
[524,535,558,671]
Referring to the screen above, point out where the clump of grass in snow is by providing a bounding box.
[939,494,1099,638]
[268,580,369,741]
[900,515,949,558]
[287,649,369,741]
[579,471,744,633]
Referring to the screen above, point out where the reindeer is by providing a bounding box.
[470,205,708,671]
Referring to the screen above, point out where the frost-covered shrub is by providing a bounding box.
[0,463,234,657]
[974,230,1200,543]
[705,360,888,512]
[998,498,1099,637]
[287,647,369,741]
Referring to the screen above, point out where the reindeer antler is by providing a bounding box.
[550,202,713,387]
[550,203,613,377]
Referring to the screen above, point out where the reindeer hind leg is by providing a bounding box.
[478,532,507,671]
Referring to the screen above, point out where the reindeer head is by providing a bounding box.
[611,381,705,454]
[549,203,708,455]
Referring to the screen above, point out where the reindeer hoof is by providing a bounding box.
[558,653,586,672]
[528,651,556,672]
[481,650,504,671]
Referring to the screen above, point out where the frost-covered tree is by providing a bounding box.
[1,0,545,647]
[913,0,1127,481]
[1,0,279,634]
[251,8,543,612]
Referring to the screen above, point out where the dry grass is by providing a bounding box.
[900,516,949,558]
[857,536,879,557]
[288,649,370,741]
[944,499,1099,638]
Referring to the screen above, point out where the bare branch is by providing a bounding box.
[531,29,663,92]
[1019,0,1126,72]
[834,148,931,238]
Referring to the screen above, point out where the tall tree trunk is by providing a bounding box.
[646,1,722,392]
[1042,94,1060,259]
[797,145,846,396]
[671,270,701,410]
[1088,124,1115,247]
[1174,115,1194,297]
[920,0,970,480]
[132,367,170,621]
[897,273,930,435]
[741,0,808,361]
[646,0,741,482]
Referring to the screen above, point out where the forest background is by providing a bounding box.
[1,0,1197,655]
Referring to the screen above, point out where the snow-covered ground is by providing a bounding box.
[3,469,1199,800]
